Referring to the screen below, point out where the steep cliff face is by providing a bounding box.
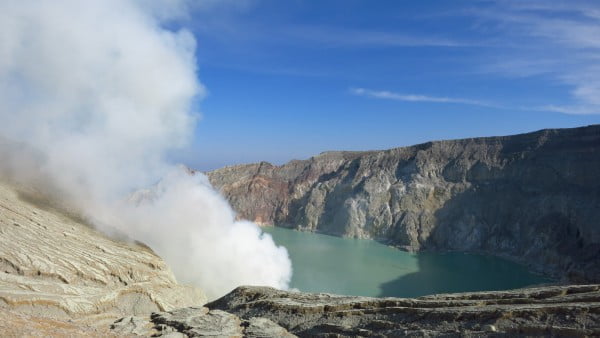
[207,125,600,282]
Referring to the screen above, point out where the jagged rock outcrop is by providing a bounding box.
[207,125,600,282]
[0,180,206,329]
[113,284,600,337]
[111,305,295,337]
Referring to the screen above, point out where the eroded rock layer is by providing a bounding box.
[207,125,600,282]
[113,284,600,337]
[0,180,206,327]
[111,305,295,337]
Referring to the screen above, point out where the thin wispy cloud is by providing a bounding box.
[540,105,600,116]
[196,23,470,52]
[471,1,600,115]
[351,88,498,108]
[286,26,469,48]
[190,0,600,115]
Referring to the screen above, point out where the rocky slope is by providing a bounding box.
[0,179,206,330]
[113,284,600,337]
[0,308,125,337]
[207,125,600,282]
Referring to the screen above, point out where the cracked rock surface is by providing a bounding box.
[113,284,600,337]
[0,180,206,329]
[206,285,600,337]
[111,306,295,337]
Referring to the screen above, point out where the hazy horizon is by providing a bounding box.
[190,123,600,171]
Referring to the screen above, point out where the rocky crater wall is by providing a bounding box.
[207,125,600,282]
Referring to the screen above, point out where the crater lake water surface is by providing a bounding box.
[263,226,551,298]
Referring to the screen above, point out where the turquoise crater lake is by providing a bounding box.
[263,226,551,298]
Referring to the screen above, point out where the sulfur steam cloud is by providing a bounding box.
[0,0,291,299]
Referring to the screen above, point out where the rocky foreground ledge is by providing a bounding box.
[112,284,600,337]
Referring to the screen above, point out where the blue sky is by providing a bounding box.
[171,0,600,170]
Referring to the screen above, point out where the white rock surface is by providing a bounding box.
[0,180,206,327]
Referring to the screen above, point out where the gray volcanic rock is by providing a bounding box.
[207,125,600,282]
[111,305,295,337]
[209,285,600,337]
[116,284,600,337]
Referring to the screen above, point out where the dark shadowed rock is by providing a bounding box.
[204,285,600,337]
[207,125,600,282]
[111,305,295,337]
[112,284,600,337]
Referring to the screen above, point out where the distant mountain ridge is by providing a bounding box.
[207,125,600,282]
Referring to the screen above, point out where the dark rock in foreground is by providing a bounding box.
[111,304,294,337]
[113,284,600,337]
[207,125,600,282]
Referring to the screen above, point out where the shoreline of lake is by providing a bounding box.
[263,226,553,298]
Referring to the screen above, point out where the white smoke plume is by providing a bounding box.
[0,0,291,299]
